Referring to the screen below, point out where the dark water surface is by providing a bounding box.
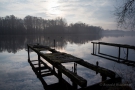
[0,34,135,90]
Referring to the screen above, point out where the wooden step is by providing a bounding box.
[41,72,53,77]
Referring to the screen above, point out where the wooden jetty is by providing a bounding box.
[27,44,121,90]
[91,42,135,66]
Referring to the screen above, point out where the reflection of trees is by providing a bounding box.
[0,34,103,53]
[0,15,103,35]
[0,33,133,53]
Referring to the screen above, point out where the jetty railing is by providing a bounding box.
[27,44,121,90]
[91,42,135,66]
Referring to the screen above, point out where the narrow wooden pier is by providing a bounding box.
[27,44,121,90]
[91,42,135,66]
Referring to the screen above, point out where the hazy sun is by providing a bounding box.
[47,1,60,15]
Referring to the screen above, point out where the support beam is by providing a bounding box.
[58,70,62,84]
[118,47,121,61]
[38,54,41,74]
[126,48,129,60]
[27,45,30,60]
[98,44,100,54]
[93,43,95,54]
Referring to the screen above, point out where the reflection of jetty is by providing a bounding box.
[91,42,135,67]
[27,44,121,90]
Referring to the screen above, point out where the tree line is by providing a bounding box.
[0,15,103,35]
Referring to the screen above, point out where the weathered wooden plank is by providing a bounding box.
[76,60,116,78]
[43,53,81,63]
[41,72,53,77]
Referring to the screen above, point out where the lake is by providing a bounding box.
[0,34,135,90]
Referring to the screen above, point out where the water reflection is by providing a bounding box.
[0,34,134,53]
[0,34,135,90]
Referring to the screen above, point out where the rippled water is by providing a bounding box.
[0,35,135,90]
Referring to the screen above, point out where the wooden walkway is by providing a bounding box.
[27,44,121,90]
[91,42,135,67]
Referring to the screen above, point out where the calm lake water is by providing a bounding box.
[0,34,135,90]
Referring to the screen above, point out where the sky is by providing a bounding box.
[0,0,123,30]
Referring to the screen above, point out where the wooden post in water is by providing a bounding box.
[118,47,121,61]
[73,81,77,89]
[98,44,100,54]
[27,45,30,61]
[73,63,77,89]
[96,61,99,67]
[38,54,41,75]
[93,43,95,54]
[74,63,77,74]
[126,48,129,60]
[96,61,99,74]
[54,39,55,49]
[101,74,107,81]
[58,70,62,84]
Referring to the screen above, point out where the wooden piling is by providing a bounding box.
[126,48,129,60]
[58,69,62,83]
[118,47,121,61]
[27,45,30,60]
[54,39,55,49]
[38,54,41,74]
[93,43,95,54]
[98,44,100,54]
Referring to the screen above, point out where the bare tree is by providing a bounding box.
[116,0,135,29]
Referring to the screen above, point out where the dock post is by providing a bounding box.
[73,63,77,89]
[58,70,62,84]
[96,61,99,74]
[93,43,95,54]
[74,63,77,74]
[118,47,121,61]
[126,48,129,60]
[96,61,99,67]
[73,82,77,89]
[54,39,55,49]
[98,43,100,54]
[101,74,107,81]
[38,54,41,75]
[53,66,56,73]
[27,45,30,61]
